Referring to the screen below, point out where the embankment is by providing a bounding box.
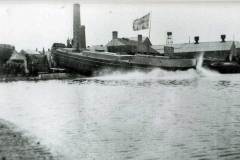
[0,119,56,160]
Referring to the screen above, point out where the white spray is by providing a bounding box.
[88,68,199,82]
[196,52,219,77]
[196,52,204,69]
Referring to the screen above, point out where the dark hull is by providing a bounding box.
[208,62,240,74]
[53,49,196,76]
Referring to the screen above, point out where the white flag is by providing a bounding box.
[133,13,150,31]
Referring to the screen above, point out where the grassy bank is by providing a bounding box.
[0,119,56,160]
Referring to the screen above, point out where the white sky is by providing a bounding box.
[0,1,240,51]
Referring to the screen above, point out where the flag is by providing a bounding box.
[133,13,150,31]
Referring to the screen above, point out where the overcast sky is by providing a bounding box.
[0,1,240,50]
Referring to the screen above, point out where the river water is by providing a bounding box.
[0,67,240,160]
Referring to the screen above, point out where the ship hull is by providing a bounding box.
[53,49,197,76]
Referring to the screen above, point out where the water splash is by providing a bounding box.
[90,68,199,81]
[196,52,219,77]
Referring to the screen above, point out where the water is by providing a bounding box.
[1,67,240,160]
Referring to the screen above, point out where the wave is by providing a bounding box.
[90,68,199,81]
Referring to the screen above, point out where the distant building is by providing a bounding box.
[152,35,240,62]
[7,51,29,74]
[106,31,160,55]
[21,50,49,75]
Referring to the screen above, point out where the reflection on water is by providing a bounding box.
[0,69,240,160]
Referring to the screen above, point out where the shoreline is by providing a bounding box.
[0,119,56,160]
[0,73,86,82]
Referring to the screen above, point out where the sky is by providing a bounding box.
[0,1,240,51]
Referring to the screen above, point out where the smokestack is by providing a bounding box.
[80,25,86,49]
[112,31,118,39]
[138,34,142,43]
[221,34,226,42]
[194,36,199,44]
[73,3,81,50]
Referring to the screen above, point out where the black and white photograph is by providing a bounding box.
[0,0,240,159]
